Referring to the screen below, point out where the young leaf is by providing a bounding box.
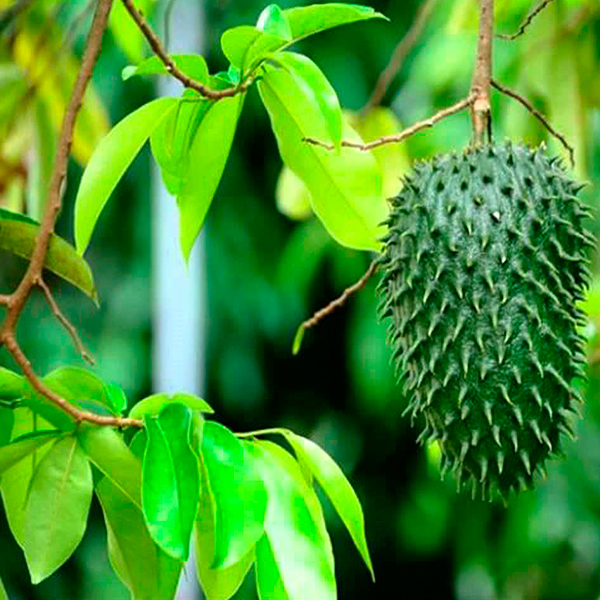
[220,26,287,75]
[177,94,244,260]
[96,474,182,600]
[194,454,255,600]
[0,208,98,302]
[282,431,374,578]
[129,392,214,420]
[142,405,200,561]
[123,54,209,83]
[201,422,267,568]
[258,63,385,251]
[78,426,142,508]
[257,4,293,40]
[75,97,178,254]
[255,535,290,600]
[0,430,60,474]
[103,382,128,415]
[22,436,93,583]
[283,3,388,41]
[245,440,336,600]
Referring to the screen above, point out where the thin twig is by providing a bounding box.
[37,278,95,365]
[496,0,556,41]
[300,260,378,331]
[491,79,575,166]
[305,95,474,151]
[363,0,439,114]
[120,0,251,99]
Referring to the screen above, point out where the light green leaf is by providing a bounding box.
[97,473,183,600]
[22,436,93,583]
[75,97,178,254]
[275,165,313,220]
[255,535,290,600]
[245,440,335,600]
[109,0,154,63]
[0,574,7,600]
[103,382,128,415]
[194,454,255,600]
[123,54,209,83]
[257,5,293,40]
[178,94,244,260]
[0,208,98,302]
[258,64,385,251]
[78,426,142,508]
[283,3,388,41]
[282,432,374,578]
[201,422,267,568]
[0,430,60,474]
[129,392,214,420]
[0,367,27,399]
[142,405,200,561]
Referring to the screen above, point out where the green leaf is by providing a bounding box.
[103,382,128,415]
[282,431,374,578]
[75,97,178,254]
[201,422,267,568]
[245,440,335,600]
[255,535,290,600]
[78,426,142,508]
[194,453,255,600]
[97,473,183,600]
[0,429,60,474]
[123,54,209,83]
[0,208,98,302]
[129,392,214,420]
[221,26,287,76]
[283,3,388,41]
[0,367,27,399]
[142,405,200,561]
[177,94,244,260]
[275,165,313,220]
[0,409,14,447]
[258,63,385,251]
[0,575,6,600]
[109,0,154,63]
[257,5,293,40]
[22,436,93,583]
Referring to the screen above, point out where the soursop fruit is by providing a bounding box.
[377,142,594,500]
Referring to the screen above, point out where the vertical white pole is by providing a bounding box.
[152,2,205,599]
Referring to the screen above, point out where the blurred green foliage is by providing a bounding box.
[2,0,600,599]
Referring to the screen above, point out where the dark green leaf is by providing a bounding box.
[129,392,214,420]
[0,409,14,447]
[258,63,385,251]
[0,208,98,302]
[255,535,290,599]
[201,422,267,568]
[245,440,335,600]
[282,431,374,578]
[177,94,244,260]
[123,54,209,82]
[97,473,182,600]
[78,426,142,508]
[75,97,178,254]
[22,436,93,583]
[142,405,200,561]
[0,429,60,474]
[257,5,293,40]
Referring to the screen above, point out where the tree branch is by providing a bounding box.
[120,0,251,99]
[496,0,556,41]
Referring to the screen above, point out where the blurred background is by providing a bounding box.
[1,0,600,598]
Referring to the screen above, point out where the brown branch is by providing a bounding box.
[496,0,556,41]
[300,259,378,331]
[491,79,575,166]
[363,0,439,114]
[37,278,95,365]
[0,295,10,307]
[305,95,474,151]
[120,0,251,99]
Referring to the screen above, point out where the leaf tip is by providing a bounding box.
[121,65,136,81]
[292,324,305,355]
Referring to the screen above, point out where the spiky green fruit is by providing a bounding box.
[377,142,593,500]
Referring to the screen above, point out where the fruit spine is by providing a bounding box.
[377,142,593,500]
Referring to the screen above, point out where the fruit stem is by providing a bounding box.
[470,0,494,146]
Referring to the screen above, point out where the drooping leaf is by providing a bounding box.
[129,392,214,420]
[0,208,98,302]
[97,473,183,600]
[123,54,209,83]
[255,535,290,600]
[142,405,200,561]
[257,4,293,40]
[75,97,178,254]
[258,63,385,251]
[201,422,267,568]
[177,94,244,260]
[245,440,335,600]
[78,426,142,508]
[194,453,255,600]
[282,431,374,578]
[22,436,93,583]
[0,429,60,474]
